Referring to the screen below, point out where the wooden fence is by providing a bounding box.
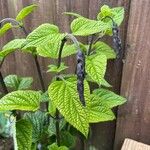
[0,0,150,150]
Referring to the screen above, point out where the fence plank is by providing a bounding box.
[114,0,150,149]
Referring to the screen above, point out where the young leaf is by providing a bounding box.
[25,23,65,48]
[48,77,90,137]
[0,23,12,37]
[88,94,115,123]
[101,78,112,87]
[0,90,41,111]
[93,88,127,108]
[71,17,108,36]
[85,54,107,84]
[48,143,68,150]
[4,75,33,90]
[93,41,116,59]
[15,119,33,150]
[0,39,26,58]
[16,4,37,21]
[47,63,68,73]
[24,111,47,143]
[63,12,82,18]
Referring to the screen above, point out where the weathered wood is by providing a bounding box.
[121,139,150,150]
[114,0,150,149]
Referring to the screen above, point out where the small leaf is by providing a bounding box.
[48,143,68,150]
[89,94,115,123]
[93,41,116,59]
[16,4,37,21]
[0,23,12,37]
[48,77,90,137]
[0,39,26,58]
[0,90,41,111]
[93,88,127,108]
[71,17,108,36]
[18,77,33,90]
[15,119,33,150]
[101,78,112,87]
[63,12,82,18]
[24,111,47,143]
[47,63,68,73]
[86,54,107,84]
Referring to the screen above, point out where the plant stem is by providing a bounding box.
[87,35,94,55]
[0,71,8,94]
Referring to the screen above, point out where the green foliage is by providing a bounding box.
[48,77,90,137]
[15,119,33,150]
[47,63,68,73]
[0,90,41,111]
[0,39,26,59]
[71,17,108,36]
[16,4,37,21]
[63,12,82,18]
[86,54,107,84]
[4,74,33,90]
[48,143,68,150]
[0,23,12,37]
[24,111,47,143]
[92,41,116,59]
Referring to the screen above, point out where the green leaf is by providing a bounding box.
[89,94,115,123]
[93,88,127,108]
[63,12,82,18]
[0,39,26,59]
[71,17,108,36]
[25,23,65,48]
[0,90,41,111]
[86,54,107,84]
[4,75,33,90]
[16,4,37,21]
[47,63,68,73]
[15,119,33,150]
[48,143,68,150]
[0,23,12,37]
[37,42,77,58]
[48,77,90,137]
[93,41,116,59]
[24,111,47,143]
[101,78,112,87]
[60,131,76,148]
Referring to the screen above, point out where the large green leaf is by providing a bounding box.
[85,54,107,84]
[93,41,116,59]
[37,42,77,58]
[48,77,90,137]
[88,94,115,123]
[48,143,68,150]
[71,17,108,36]
[0,23,12,37]
[4,74,33,90]
[24,24,65,48]
[0,39,26,58]
[15,119,33,150]
[16,4,37,21]
[24,111,47,143]
[0,90,41,111]
[93,88,127,108]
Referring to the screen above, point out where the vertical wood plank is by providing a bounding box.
[114,0,150,149]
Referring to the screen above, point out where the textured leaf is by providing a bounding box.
[15,119,33,150]
[37,42,77,58]
[24,111,47,143]
[63,12,82,18]
[0,90,41,111]
[93,41,116,59]
[4,75,33,90]
[101,78,112,87]
[86,54,107,84]
[16,4,37,21]
[25,24,65,48]
[48,77,90,137]
[89,94,115,123]
[47,63,68,73]
[0,39,26,58]
[0,23,12,37]
[93,88,127,108]
[48,143,68,150]
[71,17,108,36]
